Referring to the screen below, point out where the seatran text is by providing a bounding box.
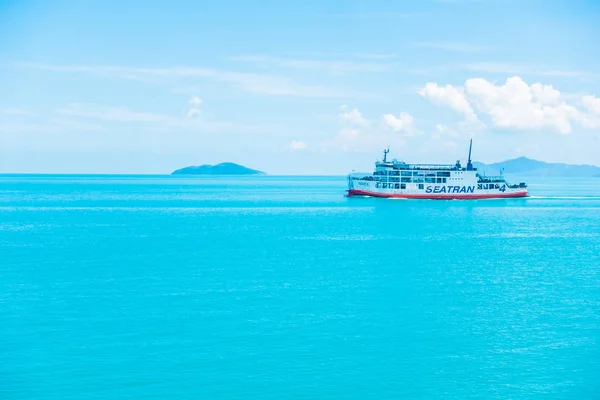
[426,186,475,194]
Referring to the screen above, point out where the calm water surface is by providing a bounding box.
[1,175,600,399]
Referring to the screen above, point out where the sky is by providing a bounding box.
[1,0,600,174]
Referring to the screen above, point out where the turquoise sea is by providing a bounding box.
[2,174,600,399]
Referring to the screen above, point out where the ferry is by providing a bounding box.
[346,140,528,200]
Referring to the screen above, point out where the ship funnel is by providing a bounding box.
[466,138,473,171]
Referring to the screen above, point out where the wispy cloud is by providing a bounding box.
[413,41,491,53]
[352,53,399,60]
[58,103,172,124]
[280,59,390,73]
[20,62,361,99]
[0,118,104,135]
[228,55,270,63]
[434,0,485,4]
[187,96,202,118]
[287,140,307,151]
[56,103,275,134]
[229,55,392,74]
[282,51,399,60]
[462,62,587,77]
[1,108,31,116]
[332,11,425,19]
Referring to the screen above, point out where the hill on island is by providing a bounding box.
[473,157,600,177]
[171,162,265,175]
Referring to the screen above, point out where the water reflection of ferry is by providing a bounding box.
[346,140,528,199]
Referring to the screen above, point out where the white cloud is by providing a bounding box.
[21,63,360,99]
[382,112,418,134]
[464,76,577,134]
[582,95,600,114]
[420,76,600,134]
[434,124,459,138]
[187,96,202,118]
[575,95,600,128]
[530,83,561,105]
[288,140,307,150]
[418,83,478,121]
[324,106,416,152]
[339,107,369,127]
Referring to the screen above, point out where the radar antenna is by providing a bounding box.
[383,148,390,163]
[466,138,473,171]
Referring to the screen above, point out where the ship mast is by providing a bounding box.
[383,148,389,163]
[466,138,473,171]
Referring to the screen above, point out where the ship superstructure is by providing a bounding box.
[346,140,528,199]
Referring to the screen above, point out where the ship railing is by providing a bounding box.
[476,174,506,183]
[508,182,528,189]
[390,163,469,171]
[348,172,375,180]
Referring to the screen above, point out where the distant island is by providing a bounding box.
[171,162,265,175]
[473,157,600,177]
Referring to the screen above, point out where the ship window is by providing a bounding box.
[401,177,411,183]
[418,184,424,190]
[401,171,412,177]
[495,184,499,189]
[383,183,387,188]
[401,184,406,189]
[376,183,380,188]
[436,178,442,183]
[484,184,488,189]
[477,184,482,190]
[395,183,400,189]
[442,178,447,183]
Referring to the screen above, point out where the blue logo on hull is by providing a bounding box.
[426,186,475,194]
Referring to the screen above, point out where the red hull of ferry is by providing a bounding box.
[346,189,529,200]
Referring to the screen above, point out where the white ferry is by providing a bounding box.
[346,140,528,200]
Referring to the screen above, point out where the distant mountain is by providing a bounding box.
[171,162,265,175]
[473,157,600,177]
